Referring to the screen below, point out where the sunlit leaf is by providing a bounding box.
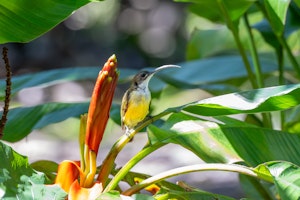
[264,0,291,35]
[149,112,300,165]
[211,117,300,166]
[0,141,66,199]
[0,0,99,43]
[176,0,255,23]
[147,113,242,163]
[257,161,300,199]
[182,84,300,116]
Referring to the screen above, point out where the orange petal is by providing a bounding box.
[85,54,119,154]
[55,160,82,193]
[68,180,103,200]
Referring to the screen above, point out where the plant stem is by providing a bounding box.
[217,0,257,89]
[243,14,264,88]
[277,47,285,129]
[122,163,273,196]
[0,47,12,139]
[277,35,300,78]
[243,14,273,128]
[256,1,300,78]
[96,109,173,186]
[103,142,165,192]
[96,134,130,185]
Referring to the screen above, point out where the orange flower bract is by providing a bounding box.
[55,55,119,199]
[85,54,119,154]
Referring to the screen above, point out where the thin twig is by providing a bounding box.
[0,47,12,139]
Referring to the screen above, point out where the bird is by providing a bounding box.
[121,65,180,135]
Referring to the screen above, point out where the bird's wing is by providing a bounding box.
[120,90,130,129]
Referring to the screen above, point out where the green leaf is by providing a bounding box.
[2,102,89,142]
[155,188,235,200]
[295,0,300,7]
[285,106,300,133]
[149,112,300,166]
[252,19,281,50]
[239,175,275,200]
[182,84,300,116]
[0,141,66,199]
[186,28,235,59]
[258,161,300,199]
[264,0,291,35]
[148,113,241,163]
[30,160,59,183]
[159,55,277,89]
[176,0,255,23]
[214,117,300,166]
[0,0,97,43]
[0,67,136,100]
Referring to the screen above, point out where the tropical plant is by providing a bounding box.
[1,0,300,199]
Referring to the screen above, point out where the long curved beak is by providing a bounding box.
[151,64,181,75]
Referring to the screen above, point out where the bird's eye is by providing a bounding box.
[141,73,147,78]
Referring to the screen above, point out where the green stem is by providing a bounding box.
[218,0,257,89]
[243,14,264,88]
[277,47,285,129]
[103,142,165,192]
[122,163,273,196]
[256,1,300,78]
[96,109,173,186]
[277,35,300,78]
[243,13,273,128]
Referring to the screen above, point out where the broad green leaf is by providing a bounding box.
[159,55,277,89]
[253,4,300,50]
[154,188,235,200]
[176,0,256,23]
[186,28,236,59]
[285,106,300,133]
[147,113,242,163]
[30,160,59,182]
[0,67,137,100]
[214,117,300,166]
[258,161,300,199]
[132,194,156,200]
[2,102,89,142]
[0,0,98,43]
[239,175,275,200]
[264,0,291,35]
[252,19,281,50]
[149,112,300,165]
[182,84,300,116]
[0,141,66,199]
[98,191,152,200]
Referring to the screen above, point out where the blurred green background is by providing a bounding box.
[4,0,187,74]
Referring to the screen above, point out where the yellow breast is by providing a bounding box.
[122,90,151,129]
